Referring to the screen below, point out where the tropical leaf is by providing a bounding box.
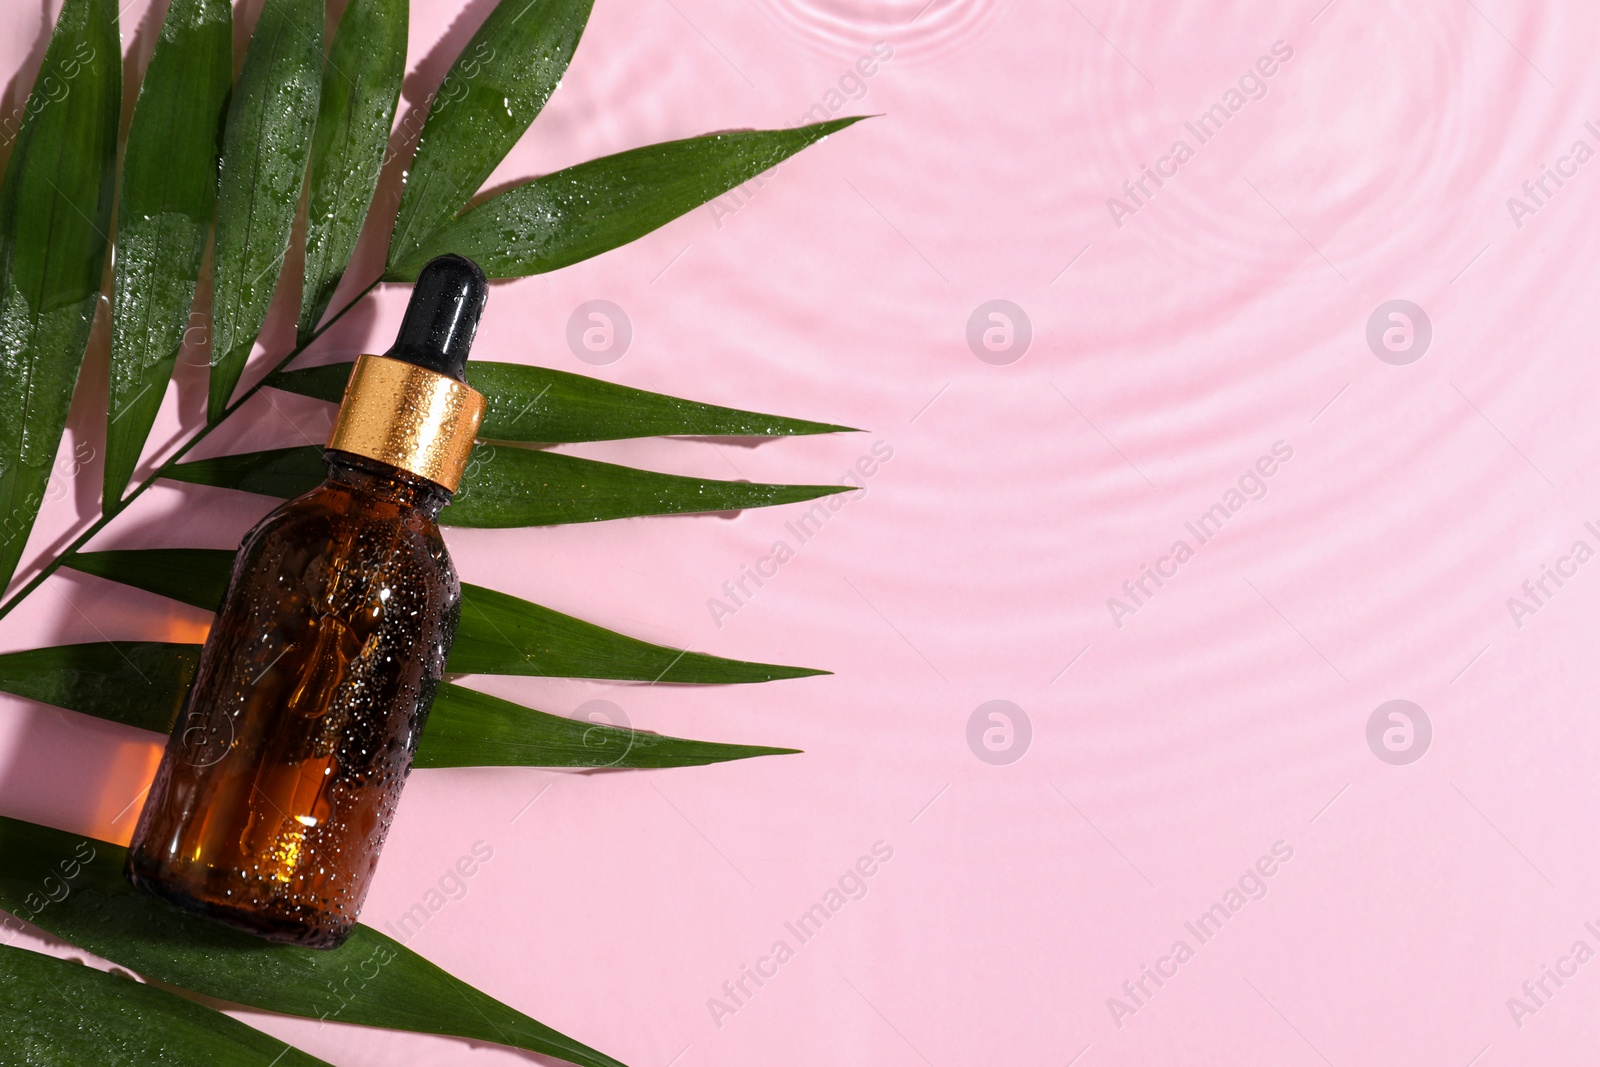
[208,0,323,421]
[0,818,627,1067]
[420,682,797,768]
[447,444,848,527]
[298,0,408,339]
[0,641,196,734]
[103,0,231,514]
[65,548,233,612]
[267,359,857,441]
[0,944,331,1066]
[449,581,824,681]
[387,0,593,271]
[0,642,808,765]
[162,443,847,528]
[0,0,858,1054]
[0,0,119,588]
[63,548,827,683]
[388,119,864,280]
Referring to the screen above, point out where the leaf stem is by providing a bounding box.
[0,278,383,624]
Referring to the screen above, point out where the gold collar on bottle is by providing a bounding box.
[325,354,486,492]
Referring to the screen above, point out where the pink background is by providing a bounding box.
[5,0,1600,1063]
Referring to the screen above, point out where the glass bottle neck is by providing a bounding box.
[324,450,452,517]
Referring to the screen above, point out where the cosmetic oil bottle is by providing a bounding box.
[125,255,489,948]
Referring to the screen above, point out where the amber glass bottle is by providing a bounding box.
[126,255,490,948]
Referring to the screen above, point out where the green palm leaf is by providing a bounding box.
[388,0,593,270]
[0,818,626,1067]
[267,358,857,441]
[388,119,864,280]
[104,0,231,513]
[0,642,796,769]
[64,548,825,682]
[208,0,323,422]
[298,0,408,339]
[162,443,847,527]
[0,0,119,588]
[0,641,195,733]
[0,944,331,1066]
[67,548,232,611]
[0,0,862,1054]
[420,682,797,768]
[449,581,821,680]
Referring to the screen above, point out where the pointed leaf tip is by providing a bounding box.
[62,549,833,686]
[418,683,805,769]
[267,360,859,442]
[387,119,871,281]
[162,445,854,529]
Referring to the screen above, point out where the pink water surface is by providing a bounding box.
[6,0,1600,1063]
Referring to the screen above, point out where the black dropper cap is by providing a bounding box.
[383,254,488,382]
